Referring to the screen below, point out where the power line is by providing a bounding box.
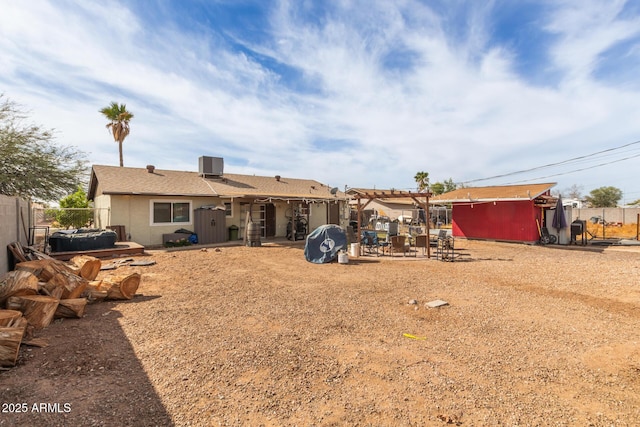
[498,152,640,185]
[461,139,640,185]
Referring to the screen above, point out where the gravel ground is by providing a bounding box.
[2,239,640,426]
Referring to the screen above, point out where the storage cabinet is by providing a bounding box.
[194,208,226,244]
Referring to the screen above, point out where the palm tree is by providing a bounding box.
[100,102,134,167]
[414,171,429,192]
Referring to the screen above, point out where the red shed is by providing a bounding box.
[430,183,557,243]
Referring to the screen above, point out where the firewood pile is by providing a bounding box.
[1,242,141,368]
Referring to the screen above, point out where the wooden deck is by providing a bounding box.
[49,242,145,261]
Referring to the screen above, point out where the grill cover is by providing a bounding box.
[304,225,347,264]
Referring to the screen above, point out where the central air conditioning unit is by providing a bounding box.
[199,156,224,177]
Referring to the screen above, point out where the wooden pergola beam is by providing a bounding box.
[352,191,432,258]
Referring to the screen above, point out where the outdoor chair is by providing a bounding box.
[389,235,407,256]
[361,230,380,256]
[414,234,429,256]
[436,231,455,262]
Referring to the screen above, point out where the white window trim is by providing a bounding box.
[224,201,233,218]
[150,199,193,226]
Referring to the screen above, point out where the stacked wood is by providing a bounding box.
[99,273,140,300]
[15,259,75,282]
[82,281,108,304]
[69,255,102,280]
[15,259,88,301]
[54,298,87,319]
[0,270,39,305]
[46,271,87,299]
[1,325,26,367]
[0,310,24,327]
[3,242,148,369]
[6,295,59,329]
[38,282,64,300]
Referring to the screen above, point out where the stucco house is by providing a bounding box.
[87,157,348,247]
[429,183,558,243]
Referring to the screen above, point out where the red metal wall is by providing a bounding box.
[451,201,542,242]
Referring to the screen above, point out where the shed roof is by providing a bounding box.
[430,183,556,203]
[88,165,345,201]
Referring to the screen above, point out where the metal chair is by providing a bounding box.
[361,230,380,256]
[436,232,455,262]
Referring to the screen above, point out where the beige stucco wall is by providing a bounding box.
[108,195,216,246]
[102,195,347,246]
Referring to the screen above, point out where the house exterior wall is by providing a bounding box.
[92,194,111,231]
[102,195,346,246]
[452,200,541,242]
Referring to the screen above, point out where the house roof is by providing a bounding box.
[88,165,345,201]
[429,183,556,203]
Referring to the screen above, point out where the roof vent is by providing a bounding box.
[146,165,155,173]
[199,156,224,177]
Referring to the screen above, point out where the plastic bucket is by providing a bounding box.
[349,243,360,257]
[338,252,349,264]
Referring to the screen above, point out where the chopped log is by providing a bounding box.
[0,326,25,367]
[101,273,141,300]
[6,295,59,329]
[10,316,28,330]
[38,281,64,300]
[81,281,107,304]
[69,255,102,281]
[0,270,39,305]
[7,242,28,263]
[15,259,75,282]
[54,298,87,319]
[21,337,49,347]
[46,271,88,299]
[0,310,23,327]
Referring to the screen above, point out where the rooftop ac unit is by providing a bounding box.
[199,156,224,177]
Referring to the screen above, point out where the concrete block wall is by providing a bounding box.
[571,208,640,224]
[0,195,30,273]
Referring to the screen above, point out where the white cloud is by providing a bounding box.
[1,0,639,194]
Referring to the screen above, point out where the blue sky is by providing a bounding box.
[2,0,640,202]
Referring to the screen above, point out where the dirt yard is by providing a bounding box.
[2,239,640,426]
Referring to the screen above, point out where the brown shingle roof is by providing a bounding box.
[88,165,345,200]
[429,183,556,203]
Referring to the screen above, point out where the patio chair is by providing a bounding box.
[361,230,380,256]
[389,235,407,256]
[436,231,455,262]
[414,234,429,256]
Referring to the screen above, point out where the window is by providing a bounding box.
[224,202,232,217]
[151,200,191,225]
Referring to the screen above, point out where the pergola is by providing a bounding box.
[351,190,433,257]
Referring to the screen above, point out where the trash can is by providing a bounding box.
[228,225,239,241]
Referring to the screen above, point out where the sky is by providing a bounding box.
[2,0,640,202]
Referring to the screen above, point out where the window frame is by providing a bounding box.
[224,202,233,217]
[150,199,193,226]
